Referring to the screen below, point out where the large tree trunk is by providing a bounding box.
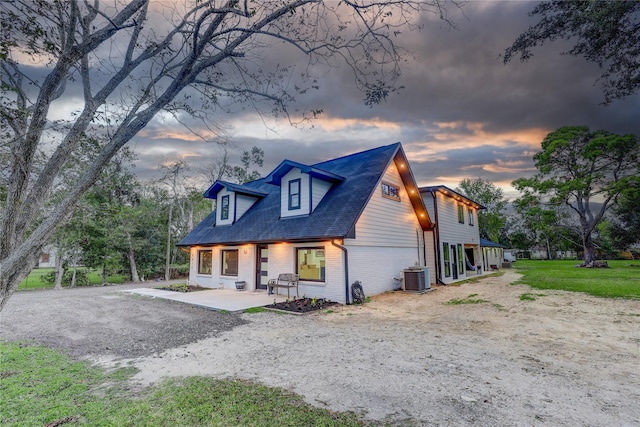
[582,233,597,265]
[54,251,65,290]
[101,263,108,286]
[128,246,140,283]
[70,266,77,288]
[165,204,173,281]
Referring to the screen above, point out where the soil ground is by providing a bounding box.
[1,271,639,426]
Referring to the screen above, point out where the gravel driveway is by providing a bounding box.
[0,281,246,359]
[2,272,640,426]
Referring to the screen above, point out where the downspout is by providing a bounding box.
[431,190,445,285]
[416,230,421,265]
[331,239,350,304]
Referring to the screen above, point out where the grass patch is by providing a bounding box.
[0,341,367,427]
[18,268,127,291]
[519,293,546,301]
[243,307,266,313]
[492,303,507,312]
[446,293,489,305]
[514,260,640,299]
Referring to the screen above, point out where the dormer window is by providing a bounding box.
[221,195,230,220]
[288,178,301,210]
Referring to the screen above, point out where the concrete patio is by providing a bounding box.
[124,287,287,312]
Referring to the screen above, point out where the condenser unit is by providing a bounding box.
[403,267,430,291]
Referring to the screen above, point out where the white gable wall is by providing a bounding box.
[348,161,423,248]
[280,168,310,218]
[236,194,259,219]
[344,161,428,297]
[216,188,234,226]
[311,177,332,211]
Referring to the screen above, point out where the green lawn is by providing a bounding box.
[18,268,128,290]
[0,342,366,427]
[513,259,640,299]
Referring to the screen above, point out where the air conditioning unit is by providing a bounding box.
[403,267,430,291]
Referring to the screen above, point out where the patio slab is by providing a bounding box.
[124,287,286,312]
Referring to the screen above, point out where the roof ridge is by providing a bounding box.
[312,142,401,167]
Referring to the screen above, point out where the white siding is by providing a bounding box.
[350,161,423,248]
[236,194,258,219]
[422,191,481,284]
[280,168,311,218]
[347,246,420,297]
[311,177,332,211]
[216,188,234,226]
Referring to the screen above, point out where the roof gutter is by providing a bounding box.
[331,239,350,304]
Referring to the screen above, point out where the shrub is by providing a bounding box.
[40,269,90,287]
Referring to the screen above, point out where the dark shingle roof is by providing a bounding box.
[480,238,504,248]
[178,143,404,246]
[419,185,485,210]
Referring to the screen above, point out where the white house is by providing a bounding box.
[419,185,484,285]
[179,143,437,304]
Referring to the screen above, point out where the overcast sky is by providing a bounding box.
[124,1,640,200]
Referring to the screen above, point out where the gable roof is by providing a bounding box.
[178,143,432,247]
[419,185,485,210]
[265,160,345,185]
[203,180,268,199]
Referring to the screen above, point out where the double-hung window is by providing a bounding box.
[457,205,464,224]
[220,195,230,220]
[468,208,474,226]
[288,179,301,210]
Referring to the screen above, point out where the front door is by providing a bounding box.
[256,245,269,290]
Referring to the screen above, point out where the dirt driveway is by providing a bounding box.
[2,271,639,426]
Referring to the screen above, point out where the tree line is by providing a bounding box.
[44,145,264,288]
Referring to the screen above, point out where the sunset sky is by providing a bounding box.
[102,1,640,199]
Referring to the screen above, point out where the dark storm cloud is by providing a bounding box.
[122,1,638,192]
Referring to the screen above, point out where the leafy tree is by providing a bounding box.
[504,1,640,105]
[512,192,560,260]
[230,146,265,184]
[0,0,462,309]
[456,178,507,243]
[512,126,640,266]
[605,177,640,254]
